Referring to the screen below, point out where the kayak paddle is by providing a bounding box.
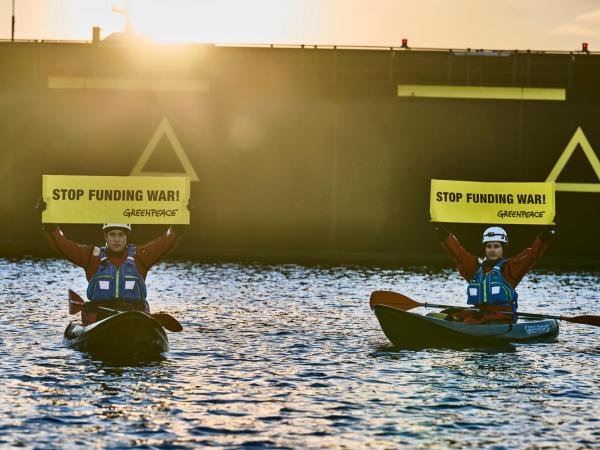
[68,289,85,314]
[370,290,600,327]
[68,289,183,332]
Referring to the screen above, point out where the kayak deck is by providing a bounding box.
[64,310,168,357]
[373,304,559,349]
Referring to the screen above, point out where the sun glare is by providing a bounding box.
[127,0,307,45]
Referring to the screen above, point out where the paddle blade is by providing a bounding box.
[369,291,422,311]
[563,315,600,327]
[68,289,85,314]
[152,313,183,332]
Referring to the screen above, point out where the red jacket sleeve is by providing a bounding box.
[45,226,184,281]
[502,237,550,287]
[439,233,480,282]
[439,233,550,288]
[135,226,184,276]
[45,226,95,269]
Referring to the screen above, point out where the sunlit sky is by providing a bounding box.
[0,0,599,51]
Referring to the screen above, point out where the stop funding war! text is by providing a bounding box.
[435,192,547,205]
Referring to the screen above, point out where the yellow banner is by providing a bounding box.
[42,175,190,224]
[430,180,555,225]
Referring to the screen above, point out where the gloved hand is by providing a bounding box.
[169,198,192,235]
[35,197,47,212]
[170,224,187,235]
[41,223,59,233]
[36,198,58,233]
[432,224,451,241]
[538,228,556,243]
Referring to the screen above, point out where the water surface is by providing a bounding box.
[0,258,598,448]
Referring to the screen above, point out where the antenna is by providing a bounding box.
[11,0,15,41]
[112,0,133,34]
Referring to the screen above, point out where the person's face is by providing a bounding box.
[105,229,127,253]
[485,241,504,261]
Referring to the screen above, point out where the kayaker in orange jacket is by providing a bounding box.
[43,221,185,324]
[434,225,555,324]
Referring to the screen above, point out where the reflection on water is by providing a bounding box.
[0,258,598,448]
[375,342,518,354]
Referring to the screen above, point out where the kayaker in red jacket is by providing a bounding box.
[434,225,555,324]
[43,222,185,324]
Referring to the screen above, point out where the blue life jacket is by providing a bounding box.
[466,259,518,309]
[86,245,147,302]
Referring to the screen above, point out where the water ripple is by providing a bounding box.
[0,258,598,448]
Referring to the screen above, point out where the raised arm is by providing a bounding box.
[504,229,555,287]
[434,226,479,282]
[44,224,95,269]
[135,225,186,273]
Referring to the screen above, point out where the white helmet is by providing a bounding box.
[102,223,132,232]
[482,226,508,244]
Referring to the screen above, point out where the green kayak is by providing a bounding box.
[373,304,559,349]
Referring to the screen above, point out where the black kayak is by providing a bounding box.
[64,310,168,356]
[373,304,559,349]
